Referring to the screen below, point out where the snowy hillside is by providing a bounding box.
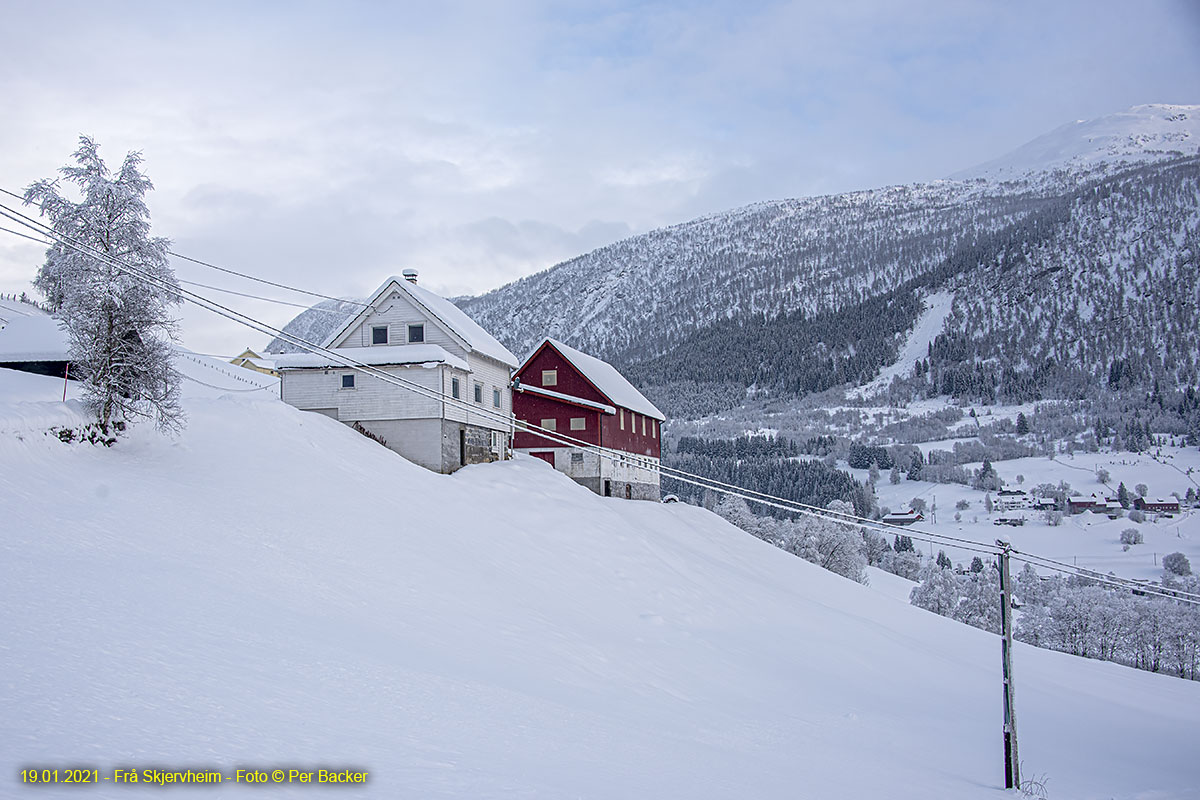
[3,368,1200,799]
[953,104,1200,181]
[449,111,1199,421]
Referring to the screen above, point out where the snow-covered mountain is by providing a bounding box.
[952,104,1200,181]
[454,106,1199,418]
[3,368,1199,798]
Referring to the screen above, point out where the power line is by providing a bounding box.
[177,278,356,312]
[1,200,1196,606]
[2,186,369,311]
[168,250,370,308]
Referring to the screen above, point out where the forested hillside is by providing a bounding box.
[461,156,1199,422]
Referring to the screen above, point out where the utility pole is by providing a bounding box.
[996,540,1020,791]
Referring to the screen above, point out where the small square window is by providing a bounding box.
[474,382,483,403]
[571,451,584,464]
[493,388,501,408]
[570,417,586,430]
[542,369,557,387]
[408,324,425,343]
[371,325,388,345]
[341,374,356,389]
[451,376,460,399]
[541,418,557,431]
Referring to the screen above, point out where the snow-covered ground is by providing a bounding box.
[3,366,1200,799]
[850,291,953,400]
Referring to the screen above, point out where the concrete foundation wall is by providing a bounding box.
[516,446,660,501]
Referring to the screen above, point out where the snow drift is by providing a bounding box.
[2,369,1199,799]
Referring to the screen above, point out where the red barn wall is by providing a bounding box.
[513,342,661,459]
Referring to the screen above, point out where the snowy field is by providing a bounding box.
[3,366,1200,799]
[859,446,1200,580]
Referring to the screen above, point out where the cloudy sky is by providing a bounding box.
[1,0,1197,354]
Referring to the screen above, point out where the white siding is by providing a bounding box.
[440,353,511,433]
[281,365,443,420]
[333,290,469,359]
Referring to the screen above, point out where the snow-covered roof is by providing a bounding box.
[274,344,469,372]
[0,315,69,362]
[515,383,617,414]
[535,338,665,421]
[882,510,923,522]
[324,277,518,368]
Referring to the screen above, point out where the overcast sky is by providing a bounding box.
[1,0,1198,354]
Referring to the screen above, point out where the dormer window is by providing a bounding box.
[408,324,425,343]
[371,325,389,345]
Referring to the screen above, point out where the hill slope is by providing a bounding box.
[953,104,1200,180]
[3,370,1199,798]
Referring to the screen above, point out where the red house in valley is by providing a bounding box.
[512,338,665,500]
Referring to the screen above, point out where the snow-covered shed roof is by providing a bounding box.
[515,383,617,414]
[274,344,469,372]
[323,277,518,369]
[530,338,665,421]
[0,315,69,362]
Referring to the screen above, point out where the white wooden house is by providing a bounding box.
[274,272,518,473]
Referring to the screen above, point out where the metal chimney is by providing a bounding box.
[402,269,419,284]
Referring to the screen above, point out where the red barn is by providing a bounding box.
[512,338,665,500]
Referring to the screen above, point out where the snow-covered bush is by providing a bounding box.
[1120,529,1143,546]
[1163,552,1192,577]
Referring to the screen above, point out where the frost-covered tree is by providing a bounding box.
[24,136,182,432]
[954,568,1001,634]
[1163,552,1192,577]
[1120,528,1143,546]
[910,562,960,616]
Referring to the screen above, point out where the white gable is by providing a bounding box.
[325,277,517,368]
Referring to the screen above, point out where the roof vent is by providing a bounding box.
[401,269,419,284]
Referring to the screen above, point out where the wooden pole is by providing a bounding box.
[997,540,1020,790]
[62,362,69,402]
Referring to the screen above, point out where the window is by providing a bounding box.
[542,369,557,387]
[341,374,356,389]
[541,418,557,431]
[570,417,586,430]
[493,388,501,408]
[571,451,584,464]
[371,325,388,345]
[652,420,657,439]
[408,324,425,343]
[642,416,646,436]
[474,382,483,403]
[620,409,625,430]
[451,376,460,399]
